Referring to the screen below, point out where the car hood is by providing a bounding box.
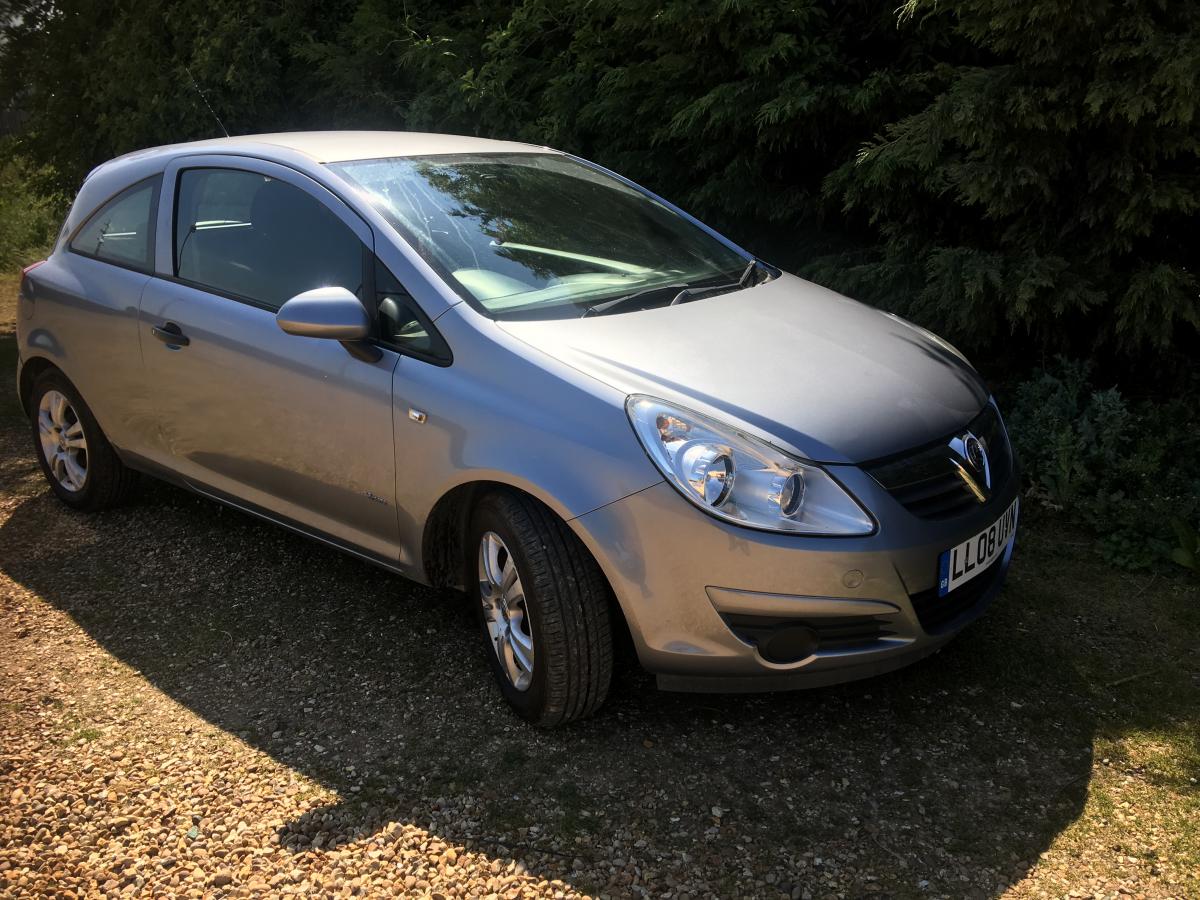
[497,273,989,464]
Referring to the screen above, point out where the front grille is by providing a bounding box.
[865,404,1014,520]
[909,553,1006,634]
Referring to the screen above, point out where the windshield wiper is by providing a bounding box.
[581,283,688,318]
[580,259,766,317]
[668,281,737,306]
[668,259,764,307]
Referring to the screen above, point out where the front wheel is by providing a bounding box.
[29,369,138,511]
[467,490,613,726]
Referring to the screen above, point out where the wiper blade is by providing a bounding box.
[668,259,764,307]
[581,283,688,318]
[580,260,766,317]
[668,281,738,306]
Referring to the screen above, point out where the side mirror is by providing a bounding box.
[276,286,370,340]
[276,287,382,362]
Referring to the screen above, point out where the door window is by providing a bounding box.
[174,168,364,311]
[69,177,158,271]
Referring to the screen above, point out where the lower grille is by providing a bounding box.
[909,553,1006,634]
[722,613,896,663]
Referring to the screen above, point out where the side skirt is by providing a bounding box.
[118,450,411,578]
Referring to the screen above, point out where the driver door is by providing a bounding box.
[137,155,403,565]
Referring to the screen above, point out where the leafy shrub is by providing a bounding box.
[1006,360,1200,570]
[0,152,64,271]
[1172,520,1199,573]
[820,0,1200,370]
[4,0,1197,375]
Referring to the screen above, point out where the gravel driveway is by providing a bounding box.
[1,311,1197,898]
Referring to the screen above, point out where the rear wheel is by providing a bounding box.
[29,369,138,511]
[467,490,613,726]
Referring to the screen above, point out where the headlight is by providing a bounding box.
[626,396,874,535]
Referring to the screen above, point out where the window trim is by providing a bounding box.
[66,175,162,275]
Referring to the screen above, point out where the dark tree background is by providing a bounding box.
[2,0,1198,383]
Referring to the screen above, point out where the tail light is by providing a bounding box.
[21,259,47,276]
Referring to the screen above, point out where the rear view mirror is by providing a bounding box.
[276,287,370,340]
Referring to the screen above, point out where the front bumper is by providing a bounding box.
[571,463,1018,691]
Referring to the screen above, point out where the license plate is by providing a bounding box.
[938,498,1019,596]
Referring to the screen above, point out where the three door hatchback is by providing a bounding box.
[17,132,1018,725]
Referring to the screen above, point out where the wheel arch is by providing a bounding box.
[421,480,489,592]
[420,479,637,658]
[18,355,64,417]
[422,478,580,591]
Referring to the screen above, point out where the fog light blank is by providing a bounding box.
[760,625,819,664]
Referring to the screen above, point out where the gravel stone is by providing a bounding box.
[0,288,1196,897]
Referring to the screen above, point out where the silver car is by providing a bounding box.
[16,131,1019,725]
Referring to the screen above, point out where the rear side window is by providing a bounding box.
[174,168,364,311]
[69,178,158,271]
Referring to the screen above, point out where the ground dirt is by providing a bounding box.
[1,277,1197,898]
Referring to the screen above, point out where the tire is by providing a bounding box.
[29,368,138,511]
[467,490,613,726]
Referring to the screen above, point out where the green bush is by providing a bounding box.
[0,153,63,271]
[1,0,1195,564]
[1006,361,1200,570]
[818,0,1200,370]
[1171,520,1199,573]
[4,0,1197,374]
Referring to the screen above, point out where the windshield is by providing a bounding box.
[330,153,749,320]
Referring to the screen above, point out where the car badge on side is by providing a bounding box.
[948,431,991,502]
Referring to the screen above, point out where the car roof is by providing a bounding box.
[64,131,561,257]
[108,130,553,167]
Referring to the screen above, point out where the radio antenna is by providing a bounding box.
[184,65,230,138]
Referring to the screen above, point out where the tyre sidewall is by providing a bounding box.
[467,499,552,721]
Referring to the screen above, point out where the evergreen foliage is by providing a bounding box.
[1,0,1197,373]
[821,0,1200,364]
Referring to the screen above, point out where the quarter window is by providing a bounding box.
[375,259,451,363]
[70,178,158,270]
[174,168,364,311]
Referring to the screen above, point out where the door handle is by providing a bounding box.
[151,322,190,347]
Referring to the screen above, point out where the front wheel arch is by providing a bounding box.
[421,479,587,591]
[421,480,636,648]
[424,482,643,681]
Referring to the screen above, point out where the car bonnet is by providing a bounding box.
[496,273,989,465]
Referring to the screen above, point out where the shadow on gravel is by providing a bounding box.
[0,474,1116,896]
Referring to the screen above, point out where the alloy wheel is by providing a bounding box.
[38,390,88,492]
[478,531,535,691]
